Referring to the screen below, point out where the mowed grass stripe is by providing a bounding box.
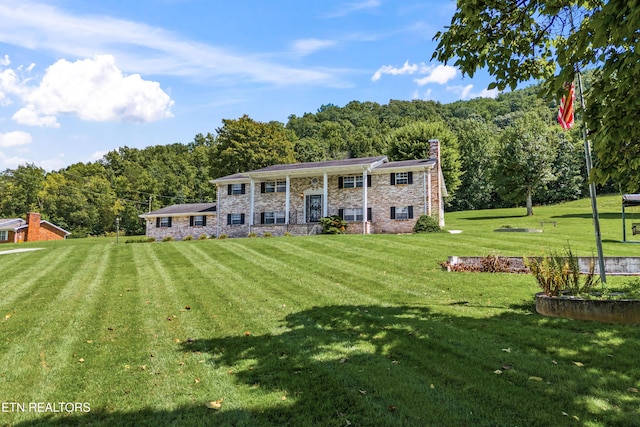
[221,240,383,308]
[0,243,112,408]
[0,247,75,309]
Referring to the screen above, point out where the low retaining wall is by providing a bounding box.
[447,256,640,275]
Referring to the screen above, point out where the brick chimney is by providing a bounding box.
[428,139,440,165]
[26,212,41,242]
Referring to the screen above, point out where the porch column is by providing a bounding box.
[323,172,328,217]
[285,175,290,224]
[427,169,432,216]
[423,170,428,215]
[249,178,255,226]
[362,168,368,234]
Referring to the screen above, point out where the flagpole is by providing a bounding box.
[576,70,606,283]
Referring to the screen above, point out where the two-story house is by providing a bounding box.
[210,139,446,237]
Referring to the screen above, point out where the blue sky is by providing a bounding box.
[0,0,500,171]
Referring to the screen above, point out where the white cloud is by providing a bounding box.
[372,60,418,81]
[0,55,10,66]
[0,130,32,147]
[0,0,339,87]
[12,55,173,127]
[39,154,66,171]
[292,39,338,56]
[414,65,457,85]
[447,84,500,100]
[372,61,457,86]
[323,0,381,18]
[0,151,28,169]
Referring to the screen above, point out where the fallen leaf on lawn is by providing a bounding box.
[387,405,396,412]
[178,361,185,366]
[430,384,435,389]
[205,399,223,410]
[552,360,558,365]
[86,340,93,343]
[195,378,200,384]
[4,313,12,320]
[627,387,639,393]
[140,365,146,371]
[359,389,367,395]
[185,306,191,310]
[339,358,349,363]
[281,396,287,401]
[528,376,543,382]
[124,364,130,370]
[502,365,511,370]
[501,348,511,353]
[391,360,400,365]
[166,317,173,321]
[78,358,85,363]
[174,338,181,343]
[244,331,251,336]
[494,369,503,375]
[573,416,580,421]
[573,361,584,367]
[562,412,568,416]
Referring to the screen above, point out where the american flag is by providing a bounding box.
[558,83,575,130]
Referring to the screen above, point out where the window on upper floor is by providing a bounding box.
[228,183,246,195]
[390,172,413,185]
[262,180,286,193]
[339,175,371,189]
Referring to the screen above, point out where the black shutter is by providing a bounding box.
[240,214,245,225]
[367,207,372,221]
[167,217,172,227]
[240,184,246,194]
[390,207,396,219]
[338,209,344,219]
[408,172,413,185]
[261,182,266,193]
[367,175,372,187]
[227,185,232,195]
[260,212,265,224]
[156,218,160,228]
[202,216,207,226]
[390,173,396,185]
[338,177,344,189]
[227,214,232,225]
[189,216,194,227]
[408,206,414,219]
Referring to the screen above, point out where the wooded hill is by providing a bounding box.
[0,84,608,236]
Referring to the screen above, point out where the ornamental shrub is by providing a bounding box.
[319,216,347,234]
[413,215,442,233]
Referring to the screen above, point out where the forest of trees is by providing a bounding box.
[0,83,616,237]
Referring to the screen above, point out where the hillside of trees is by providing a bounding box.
[1,84,612,236]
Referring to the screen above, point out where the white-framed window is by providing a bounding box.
[229,213,244,225]
[263,211,286,224]
[231,183,245,195]
[159,217,171,227]
[391,206,414,220]
[343,208,363,222]
[263,180,286,193]
[193,215,205,226]
[342,175,363,188]
[395,172,409,185]
[0,230,8,240]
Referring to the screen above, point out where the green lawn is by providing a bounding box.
[1,195,639,426]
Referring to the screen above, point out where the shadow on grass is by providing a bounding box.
[457,214,527,221]
[13,305,640,427]
[551,213,626,220]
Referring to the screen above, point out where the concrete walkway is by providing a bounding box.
[0,248,44,255]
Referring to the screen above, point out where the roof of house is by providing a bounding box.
[0,217,70,235]
[139,203,217,218]
[210,155,438,183]
[0,218,26,229]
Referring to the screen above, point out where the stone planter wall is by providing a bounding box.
[535,292,640,324]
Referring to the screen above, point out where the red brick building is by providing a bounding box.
[0,213,70,244]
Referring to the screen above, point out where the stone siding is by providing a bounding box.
[146,215,217,241]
